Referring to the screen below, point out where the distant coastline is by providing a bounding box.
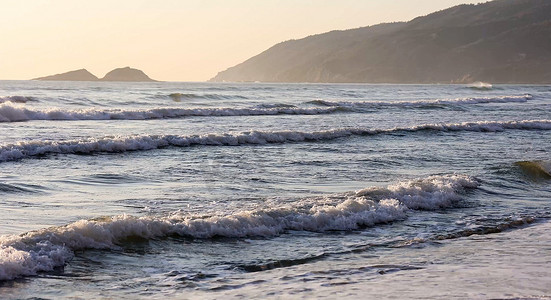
[211,0,551,84]
[33,67,156,82]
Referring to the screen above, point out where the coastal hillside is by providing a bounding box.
[210,0,551,83]
[33,67,156,82]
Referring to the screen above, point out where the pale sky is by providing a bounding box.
[1,0,483,82]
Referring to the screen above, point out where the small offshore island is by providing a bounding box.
[33,67,156,82]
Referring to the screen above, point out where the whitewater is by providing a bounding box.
[0,81,550,299]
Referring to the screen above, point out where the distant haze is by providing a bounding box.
[1,0,481,82]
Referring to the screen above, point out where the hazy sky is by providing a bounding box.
[1,0,483,81]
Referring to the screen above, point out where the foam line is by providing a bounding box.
[1,120,549,163]
[0,104,341,122]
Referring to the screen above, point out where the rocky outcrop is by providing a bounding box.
[34,67,156,82]
[33,69,99,81]
[100,67,155,82]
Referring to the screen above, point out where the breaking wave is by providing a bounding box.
[255,103,297,109]
[307,95,531,108]
[0,96,35,104]
[0,95,532,122]
[0,119,549,163]
[515,160,551,180]
[0,104,343,122]
[468,81,493,90]
[166,93,249,101]
[0,174,477,280]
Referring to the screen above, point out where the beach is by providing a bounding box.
[0,81,550,298]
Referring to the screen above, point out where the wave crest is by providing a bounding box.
[307,95,531,108]
[166,93,249,101]
[468,81,493,90]
[355,174,479,210]
[0,94,533,123]
[515,160,551,180]
[0,104,341,122]
[0,96,35,104]
[1,120,550,163]
[0,174,477,280]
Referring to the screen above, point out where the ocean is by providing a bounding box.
[0,81,550,299]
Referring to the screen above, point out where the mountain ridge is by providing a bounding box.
[210,0,551,84]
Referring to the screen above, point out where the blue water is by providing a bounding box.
[0,81,550,299]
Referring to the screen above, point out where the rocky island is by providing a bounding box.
[210,0,551,84]
[33,67,156,82]
[33,69,99,81]
[100,67,155,82]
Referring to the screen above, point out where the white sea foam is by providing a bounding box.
[0,119,550,163]
[468,81,493,90]
[308,95,532,108]
[0,104,341,122]
[0,174,477,280]
[355,174,479,210]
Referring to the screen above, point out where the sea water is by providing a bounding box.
[0,81,550,299]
